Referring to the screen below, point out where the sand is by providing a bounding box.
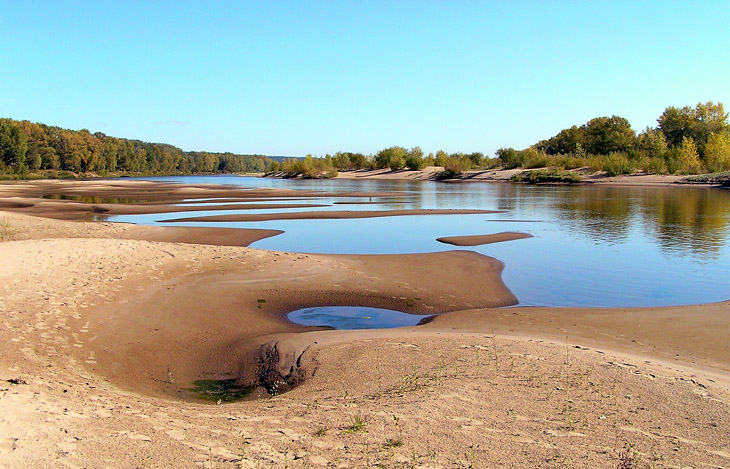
[437,232,533,246]
[161,209,500,223]
[1,180,729,468]
[330,167,720,187]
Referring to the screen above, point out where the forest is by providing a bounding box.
[3,101,729,180]
[0,118,273,178]
[272,101,730,179]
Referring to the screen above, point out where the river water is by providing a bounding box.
[112,175,730,308]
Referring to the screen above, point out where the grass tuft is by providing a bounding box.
[344,414,367,433]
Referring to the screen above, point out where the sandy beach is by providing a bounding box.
[1,180,729,467]
[340,166,725,186]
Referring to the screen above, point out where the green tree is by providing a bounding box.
[658,102,729,151]
[375,146,407,169]
[496,147,524,169]
[583,115,636,155]
[667,137,701,174]
[388,153,406,170]
[537,125,585,155]
[434,150,449,167]
[637,127,668,159]
[405,146,424,170]
[704,132,730,173]
[0,120,28,172]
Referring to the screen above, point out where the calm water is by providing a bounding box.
[115,175,730,308]
[288,306,433,330]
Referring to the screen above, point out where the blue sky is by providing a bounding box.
[1,1,729,156]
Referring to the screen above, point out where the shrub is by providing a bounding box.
[496,148,525,169]
[704,132,730,173]
[636,156,667,174]
[552,155,585,170]
[388,154,406,170]
[510,169,581,184]
[524,152,549,169]
[602,153,633,176]
[404,154,424,170]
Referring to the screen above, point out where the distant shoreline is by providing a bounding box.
[267,166,729,188]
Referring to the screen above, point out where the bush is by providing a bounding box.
[510,169,581,184]
[524,152,549,169]
[436,156,468,179]
[404,154,424,170]
[483,157,502,169]
[496,148,525,169]
[636,156,667,174]
[602,153,633,176]
[552,155,585,170]
[704,132,730,173]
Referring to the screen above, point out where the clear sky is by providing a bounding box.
[2,1,729,157]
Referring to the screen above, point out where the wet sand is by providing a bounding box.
[161,208,500,223]
[1,180,729,468]
[437,231,533,246]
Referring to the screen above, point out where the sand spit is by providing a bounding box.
[0,198,330,220]
[437,231,533,246]
[0,179,405,202]
[1,181,729,467]
[161,209,500,223]
[0,180,413,222]
[330,167,718,187]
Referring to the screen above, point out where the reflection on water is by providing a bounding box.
[116,176,730,307]
[548,186,730,258]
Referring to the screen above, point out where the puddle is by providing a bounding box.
[287,306,434,330]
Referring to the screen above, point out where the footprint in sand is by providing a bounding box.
[0,437,17,454]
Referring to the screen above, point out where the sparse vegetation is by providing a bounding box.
[510,169,582,184]
[344,414,367,433]
[383,438,403,449]
[189,379,254,402]
[0,217,16,241]
[681,171,730,185]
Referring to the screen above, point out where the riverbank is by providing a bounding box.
[326,166,728,187]
[1,181,729,467]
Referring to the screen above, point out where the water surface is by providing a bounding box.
[113,175,730,308]
[288,306,433,330]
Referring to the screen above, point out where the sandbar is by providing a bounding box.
[161,208,499,223]
[437,231,533,246]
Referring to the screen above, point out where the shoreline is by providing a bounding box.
[1,181,730,467]
[283,167,729,188]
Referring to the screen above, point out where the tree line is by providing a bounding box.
[272,101,730,179]
[270,147,501,179]
[499,101,730,176]
[0,118,273,177]
[3,101,729,180]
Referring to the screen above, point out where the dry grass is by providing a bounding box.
[0,217,16,241]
